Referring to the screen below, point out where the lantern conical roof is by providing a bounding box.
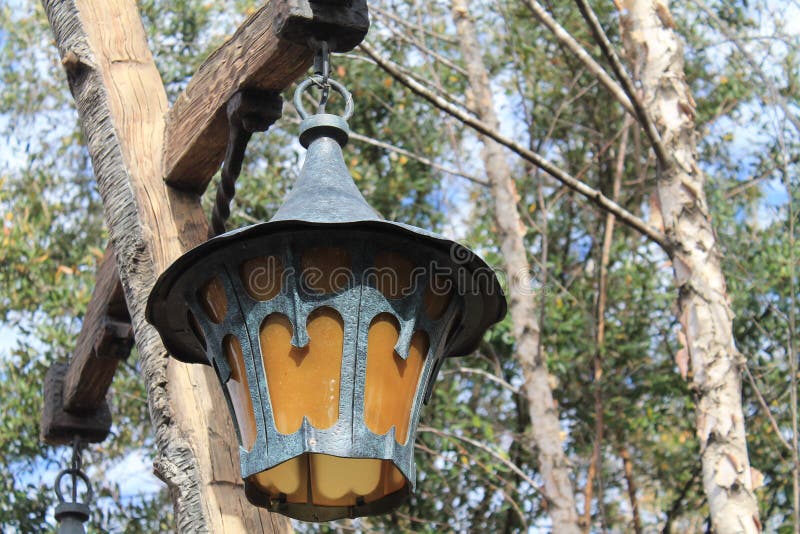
[270,115,382,224]
[147,114,506,365]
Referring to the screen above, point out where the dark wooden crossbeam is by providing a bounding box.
[163,0,369,193]
[41,247,132,445]
[63,247,133,412]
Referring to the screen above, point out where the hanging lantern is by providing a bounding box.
[146,52,506,522]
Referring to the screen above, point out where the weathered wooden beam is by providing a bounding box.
[42,0,292,532]
[63,247,133,412]
[163,0,369,193]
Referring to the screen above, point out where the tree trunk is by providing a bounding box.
[620,445,643,534]
[451,2,581,531]
[621,2,761,532]
[42,1,292,531]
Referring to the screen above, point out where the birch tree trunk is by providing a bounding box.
[451,2,581,531]
[621,2,761,531]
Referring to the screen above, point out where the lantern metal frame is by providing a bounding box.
[147,75,506,522]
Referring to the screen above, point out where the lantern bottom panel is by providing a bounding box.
[245,453,410,521]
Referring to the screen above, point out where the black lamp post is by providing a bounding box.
[146,48,506,522]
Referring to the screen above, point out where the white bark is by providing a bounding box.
[621,2,761,532]
[451,1,581,531]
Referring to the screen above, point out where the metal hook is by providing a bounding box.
[54,437,93,533]
[312,41,331,113]
[56,438,92,506]
[298,40,355,119]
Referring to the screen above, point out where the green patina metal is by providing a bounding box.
[146,74,506,522]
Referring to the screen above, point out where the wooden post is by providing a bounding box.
[42,0,369,527]
[42,1,284,530]
[39,0,323,531]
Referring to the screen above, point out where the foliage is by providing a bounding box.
[1,0,797,532]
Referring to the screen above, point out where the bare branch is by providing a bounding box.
[584,119,630,532]
[521,0,635,116]
[619,446,643,534]
[743,366,793,454]
[573,0,670,168]
[360,42,671,252]
[296,87,486,186]
[441,366,520,394]
[376,12,469,77]
[418,426,543,495]
[349,131,487,185]
[371,4,458,44]
[416,440,529,529]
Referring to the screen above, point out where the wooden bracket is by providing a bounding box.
[277,0,370,52]
[41,362,112,445]
[163,0,370,193]
[40,247,132,445]
[63,247,133,412]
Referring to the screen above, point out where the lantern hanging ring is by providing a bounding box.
[54,437,94,533]
[294,78,353,120]
[295,40,353,120]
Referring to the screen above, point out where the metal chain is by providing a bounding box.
[293,40,354,121]
[54,437,93,506]
[70,437,83,503]
[311,40,331,114]
[210,90,283,237]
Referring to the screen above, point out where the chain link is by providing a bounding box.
[311,40,331,114]
[55,437,93,506]
[293,40,354,121]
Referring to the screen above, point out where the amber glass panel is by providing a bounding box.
[260,308,343,434]
[241,256,283,301]
[364,314,428,444]
[249,454,407,506]
[199,276,227,323]
[301,247,351,294]
[372,252,415,299]
[251,456,308,504]
[310,455,407,506]
[423,274,453,320]
[223,335,257,451]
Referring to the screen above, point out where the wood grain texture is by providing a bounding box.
[42,0,292,532]
[164,2,312,193]
[63,247,133,412]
